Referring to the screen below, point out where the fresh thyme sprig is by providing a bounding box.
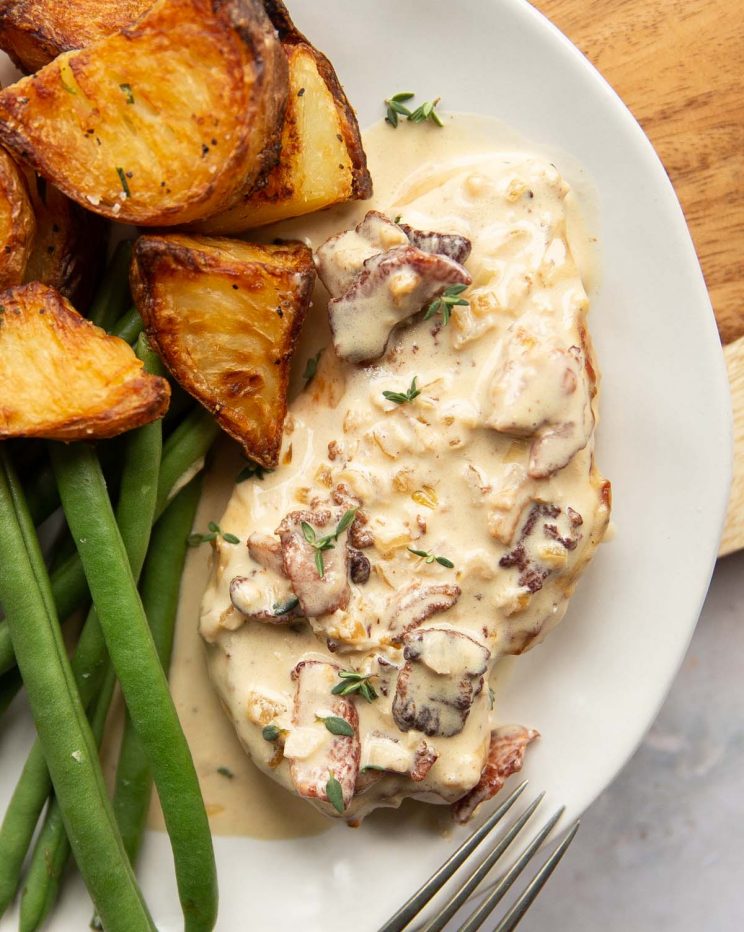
[331,670,378,703]
[383,376,421,406]
[216,766,234,779]
[424,284,469,326]
[384,91,415,127]
[301,509,357,578]
[262,725,286,742]
[317,715,355,737]
[236,459,271,483]
[187,521,240,547]
[325,772,345,814]
[408,547,455,568]
[119,83,135,104]
[303,349,323,387]
[408,97,444,127]
[116,166,131,198]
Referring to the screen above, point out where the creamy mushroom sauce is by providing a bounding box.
[198,118,611,823]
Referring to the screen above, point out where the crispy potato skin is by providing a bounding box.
[193,0,371,232]
[0,0,151,72]
[0,147,35,289]
[0,282,170,439]
[131,233,314,467]
[0,0,288,226]
[23,175,107,310]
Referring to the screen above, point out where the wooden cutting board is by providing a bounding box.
[533,0,744,555]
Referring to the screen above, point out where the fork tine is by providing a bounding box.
[491,820,580,932]
[457,806,565,932]
[376,781,528,932]
[424,793,544,932]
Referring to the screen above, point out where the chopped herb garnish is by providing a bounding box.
[318,715,355,737]
[384,91,415,127]
[272,596,299,616]
[116,166,131,198]
[325,772,345,814]
[393,215,402,224]
[262,725,281,742]
[424,283,468,326]
[303,349,323,387]
[217,766,234,779]
[488,687,495,709]
[301,509,356,578]
[119,83,135,104]
[331,670,378,703]
[408,547,455,568]
[236,459,271,483]
[360,764,386,773]
[408,97,444,127]
[383,376,421,406]
[187,521,240,547]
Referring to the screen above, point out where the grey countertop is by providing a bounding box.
[522,548,744,932]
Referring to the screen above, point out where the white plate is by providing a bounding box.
[0,1,732,929]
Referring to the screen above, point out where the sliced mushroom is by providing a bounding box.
[410,741,439,782]
[247,533,287,577]
[276,508,351,617]
[287,659,360,813]
[499,502,583,596]
[228,576,301,623]
[487,334,593,477]
[384,582,461,640]
[316,210,409,298]
[452,725,539,823]
[399,223,472,265]
[329,245,471,364]
[349,549,371,584]
[392,628,490,738]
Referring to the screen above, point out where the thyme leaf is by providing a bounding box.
[318,715,355,737]
[424,283,469,326]
[116,166,131,198]
[188,521,240,547]
[272,596,299,616]
[408,97,444,127]
[331,670,378,703]
[303,349,323,387]
[408,547,454,568]
[236,459,271,483]
[384,91,415,128]
[326,772,345,813]
[383,376,421,406]
[302,510,357,579]
[119,83,135,104]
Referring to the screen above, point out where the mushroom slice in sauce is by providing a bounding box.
[247,532,287,577]
[385,582,461,640]
[499,502,583,596]
[487,334,593,478]
[228,575,301,624]
[452,725,539,823]
[287,659,360,812]
[276,508,351,617]
[316,210,409,298]
[328,245,471,364]
[399,223,472,265]
[392,628,490,738]
[357,733,439,788]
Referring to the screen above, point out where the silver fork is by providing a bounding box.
[379,782,578,932]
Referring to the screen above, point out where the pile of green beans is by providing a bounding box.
[0,241,220,929]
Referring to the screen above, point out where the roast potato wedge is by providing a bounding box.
[131,233,314,468]
[0,0,151,73]
[193,0,371,232]
[0,283,170,439]
[0,147,35,290]
[0,0,288,226]
[23,175,107,310]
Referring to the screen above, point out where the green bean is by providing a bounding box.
[0,451,153,930]
[24,459,58,526]
[88,240,133,330]
[19,666,117,932]
[0,667,22,719]
[113,306,143,344]
[114,475,203,865]
[0,339,165,911]
[51,443,217,932]
[156,407,219,519]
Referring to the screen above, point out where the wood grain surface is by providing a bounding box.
[533,0,744,345]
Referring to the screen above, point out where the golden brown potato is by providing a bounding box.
[193,0,371,232]
[0,0,151,73]
[131,233,315,467]
[0,0,288,226]
[0,282,170,439]
[0,147,35,289]
[23,175,107,310]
